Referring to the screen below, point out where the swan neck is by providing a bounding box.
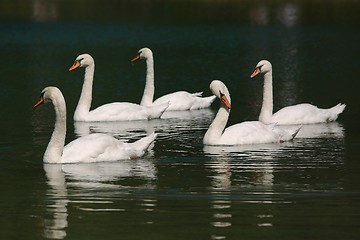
[44,97,67,163]
[204,105,229,144]
[259,71,273,123]
[140,57,155,106]
[74,63,94,120]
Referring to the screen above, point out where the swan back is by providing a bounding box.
[272,103,346,125]
[251,59,345,125]
[204,80,300,145]
[132,47,216,111]
[69,52,166,121]
[60,132,157,163]
[34,86,157,163]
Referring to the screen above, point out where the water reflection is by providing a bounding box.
[2,0,358,238]
[155,109,215,140]
[160,109,215,120]
[74,120,156,138]
[276,18,300,107]
[2,0,358,26]
[281,122,344,139]
[205,144,280,239]
[43,164,68,239]
[276,3,299,27]
[62,160,156,186]
[208,155,233,238]
[249,3,299,26]
[249,5,270,25]
[32,0,59,22]
[248,4,302,120]
[42,159,157,239]
[74,109,215,140]
[204,121,345,238]
[204,143,280,188]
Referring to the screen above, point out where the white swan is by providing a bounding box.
[34,86,157,164]
[68,53,168,121]
[250,60,346,125]
[203,80,300,145]
[130,48,216,111]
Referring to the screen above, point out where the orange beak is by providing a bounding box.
[130,54,141,63]
[69,60,81,71]
[250,67,261,78]
[33,96,45,109]
[220,93,231,110]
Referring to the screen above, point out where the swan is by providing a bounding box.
[34,86,157,164]
[130,48,216,111]
[68,53,168,121]
[203,80,300,145]
[250,60,346,125]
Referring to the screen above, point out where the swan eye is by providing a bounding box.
[258,65,263,71]
[219,90,231,110]
[75,58,84,64]
[34,91,46,108]
[40,91,47,102]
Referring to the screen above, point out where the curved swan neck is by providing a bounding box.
[259,71,273,123]
[44,95,67,163]
[140,56,155,106]
[204,105,229,144]
[74,63,94,121]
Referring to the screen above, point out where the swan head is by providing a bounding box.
[69,53,94,71]
[250,60,272,78]
[34,86,63,109]
[210,80,231,110]
[130,48,153,62]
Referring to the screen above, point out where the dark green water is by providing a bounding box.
[1,1,360,239]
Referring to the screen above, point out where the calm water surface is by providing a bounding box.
[1,1,360,239]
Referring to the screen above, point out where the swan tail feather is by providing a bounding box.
[328,103,346,121]
[291,126,302,140]
[191,92,203,97]
[190,95,217,110]
[279,125,301,142]
[131,132,157,156]
[148,102,169,119]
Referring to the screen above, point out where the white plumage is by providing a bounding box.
[69,53,168,121]
[203,80,300,145]
[131,48,216,111]
[34,86,157,164]
[251,60,345,125]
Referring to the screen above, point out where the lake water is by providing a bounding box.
[1,0,360,239]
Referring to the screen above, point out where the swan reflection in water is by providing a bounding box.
[74,109,215,139]
[74,120,157,138]
[204,143,281,188]
[42,159,157,239]
[204,121,345,191]
[280,122,344,139]
[204,143,281,238]
[204,121,345,237]
[43,164,68,239]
